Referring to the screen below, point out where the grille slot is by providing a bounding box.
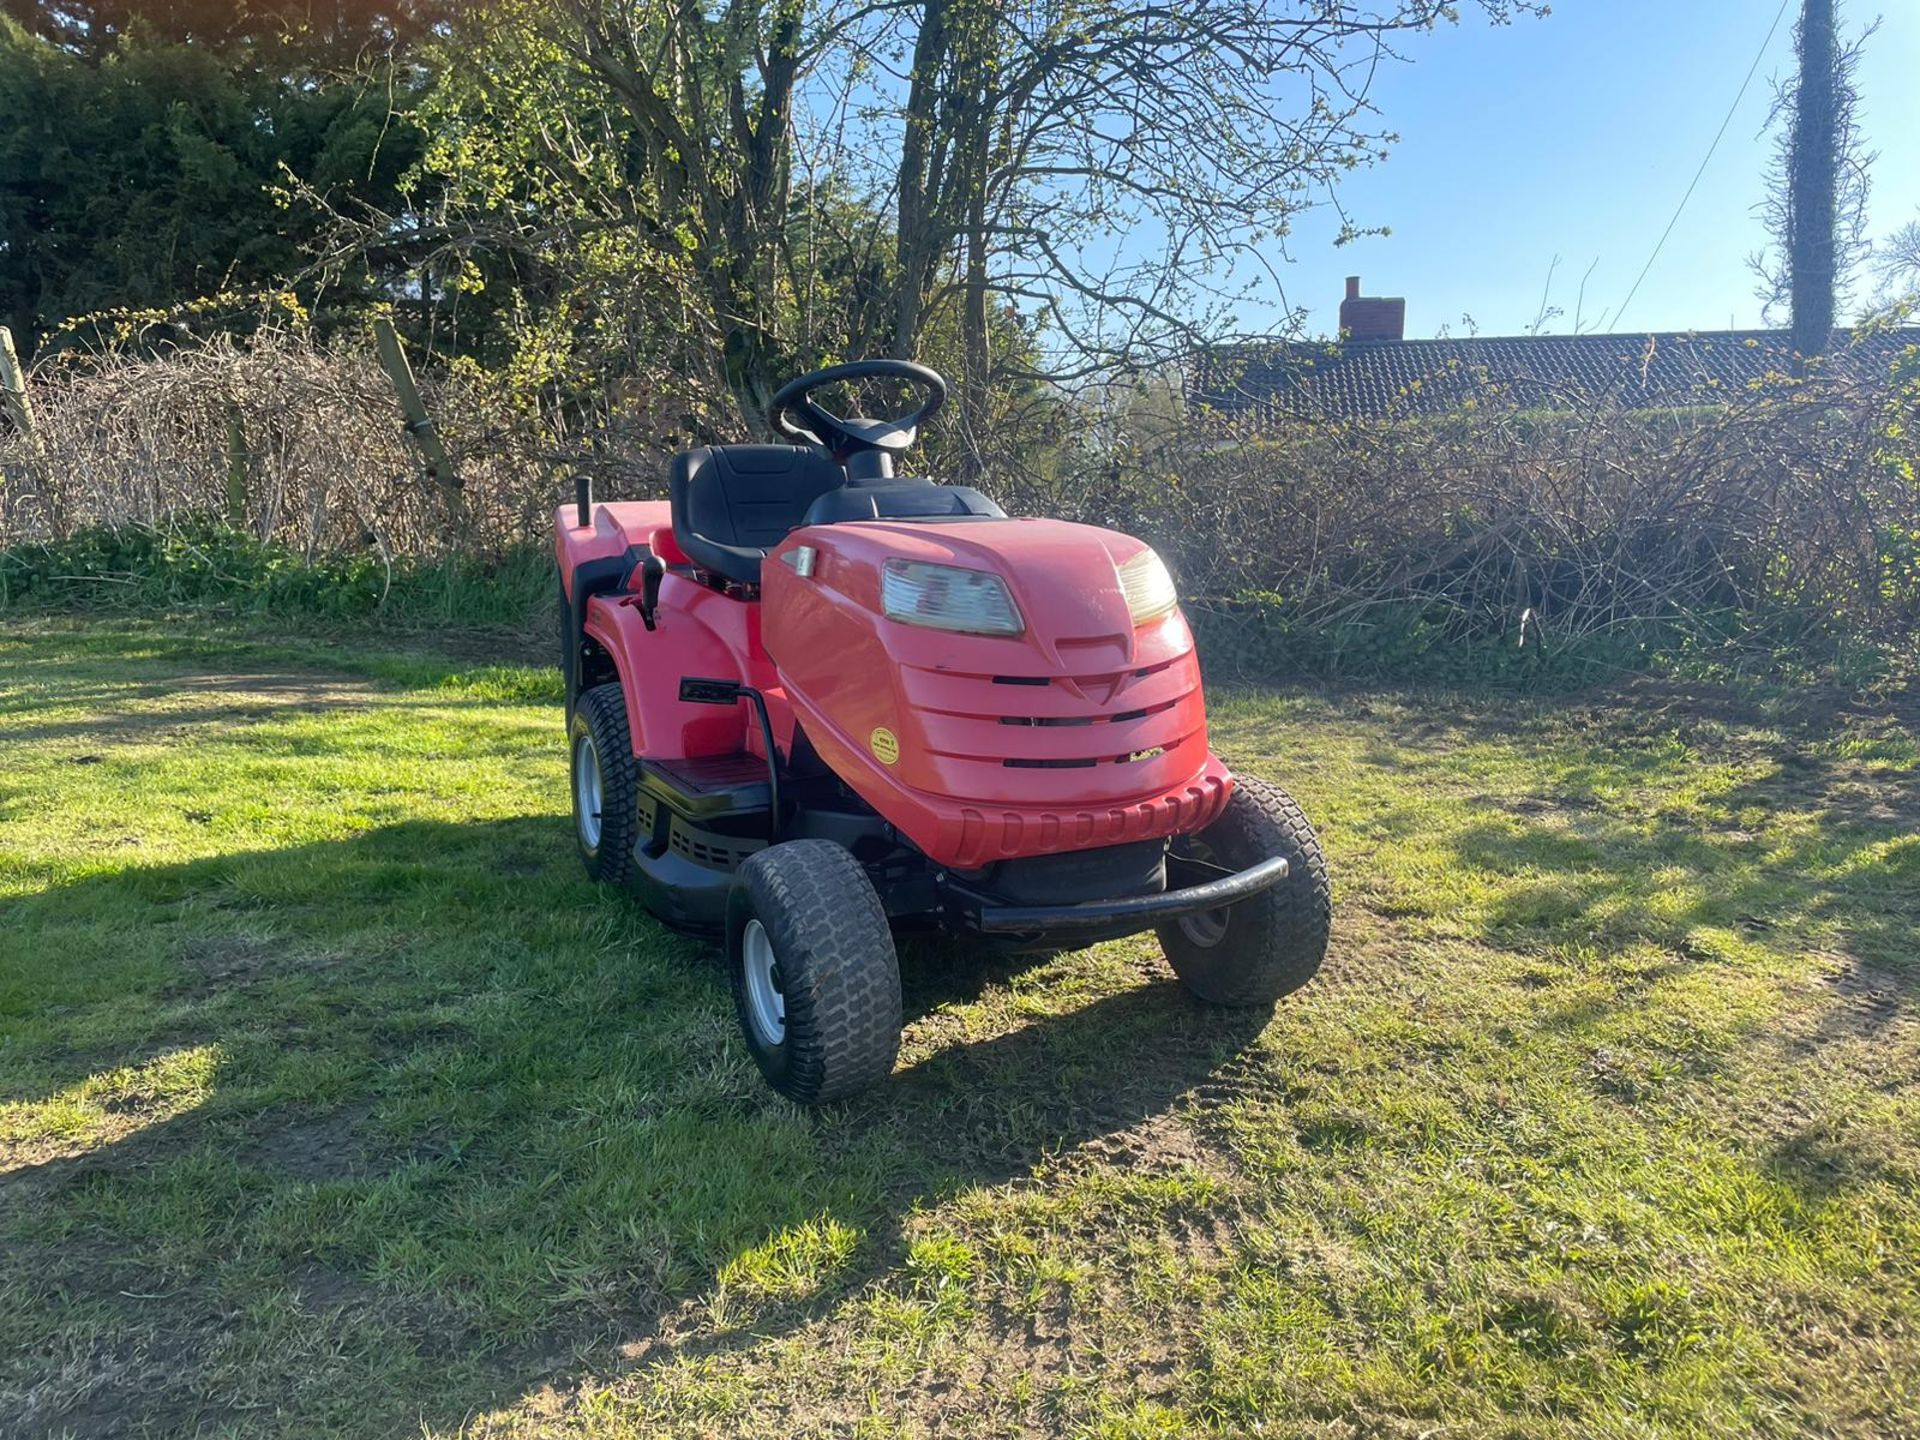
[996,697,1179,729]
[1003,749,1169,769]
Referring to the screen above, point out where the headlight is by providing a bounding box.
[882,559,1025,636]
[1116,548,1178,624]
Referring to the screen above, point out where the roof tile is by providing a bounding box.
[1191,329,1920,423]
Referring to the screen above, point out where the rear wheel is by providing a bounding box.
[1158,777,1331,1006]
[729,840,902,1104]
[571,683,637,884]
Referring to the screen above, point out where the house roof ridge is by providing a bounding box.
[1223,325,1920,352]
[1191,323,1920,423]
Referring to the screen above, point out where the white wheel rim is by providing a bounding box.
[1173,837,1229,947]
[1178,907,1229,948]
[574,733,603,850]
[742,918,786,1047]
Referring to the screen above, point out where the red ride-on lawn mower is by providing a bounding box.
[555,360,1330,1103]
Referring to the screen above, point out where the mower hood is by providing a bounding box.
[762,517,1229,868]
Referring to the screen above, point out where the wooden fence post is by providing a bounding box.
[0,326,38,452]
[223,399,250,525]
[371,316,460,498]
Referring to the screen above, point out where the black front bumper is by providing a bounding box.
[948,855,1290,936]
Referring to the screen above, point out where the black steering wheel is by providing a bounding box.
[769,360,947,460]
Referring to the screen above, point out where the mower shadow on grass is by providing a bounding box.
[1,817,1270,1438]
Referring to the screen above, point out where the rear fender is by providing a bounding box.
[556,501,674,711]
[584,575,752,760]
[554,501,673,600]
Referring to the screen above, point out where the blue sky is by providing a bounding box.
[1257,0,1920,339]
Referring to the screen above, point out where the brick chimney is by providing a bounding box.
[1339,276,1406,342]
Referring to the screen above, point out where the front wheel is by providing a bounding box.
[1158,777,1331,1006]
[728,841,903,1104]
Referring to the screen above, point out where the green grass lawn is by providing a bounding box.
[2,620,1916,1438]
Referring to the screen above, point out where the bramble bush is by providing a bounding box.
[2,329,1916,685]
[1123,335,1920,681]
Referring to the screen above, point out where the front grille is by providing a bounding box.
[990,659,1177,689]
[960,668,1197,770]
[900,653,1206,828]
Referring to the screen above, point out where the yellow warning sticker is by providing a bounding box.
[869,727,900,765]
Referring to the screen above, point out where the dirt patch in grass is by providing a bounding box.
[152,671,384,710]
[0,1233,232,1440]
[242,1103,385,1181]
[286,1260,476,1361]
[493,849,550,878]
[1079,1107,1222,1181]
[3,1237,486,1439]
[170,933,284,987]
[239,1098,468,1183]
[289,1259,376,1313]
[9,1332,234,1440]
[11,671,387,749]
[1813,959,1914,1027]
[164,933,358,1002]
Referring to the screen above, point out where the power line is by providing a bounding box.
[1614,0,1795,328]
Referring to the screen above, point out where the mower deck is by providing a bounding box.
[627,741,1293,946]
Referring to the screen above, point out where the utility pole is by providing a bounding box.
[1789,0,1839,362]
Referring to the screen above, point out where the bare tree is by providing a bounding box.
[1874,218,1920,306]
[836,0,1544,439]
[553,0,810,414]
[359,0,1543,436]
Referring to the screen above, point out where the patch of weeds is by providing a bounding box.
[905,1229,978,1289]
[1291,1101,1376,1154]
[1488,1284,1598,1359]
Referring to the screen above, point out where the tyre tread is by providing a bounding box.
[574,683,638,885]
[736,840,902,1103]
[1159,776,1331,1006]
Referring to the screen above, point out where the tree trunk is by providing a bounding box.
[894,0,950,358]
[1790,0,1838,364]
[960,163,991,478]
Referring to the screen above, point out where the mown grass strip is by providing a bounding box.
[1,625,1914,1437]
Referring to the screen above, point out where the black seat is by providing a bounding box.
[801,482,1006,527]
[668,445,847,584]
